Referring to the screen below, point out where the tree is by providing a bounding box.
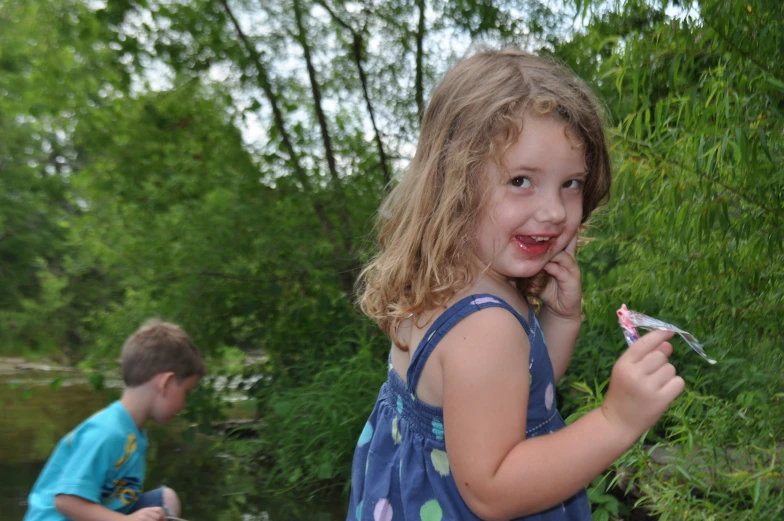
[0,0,127,354]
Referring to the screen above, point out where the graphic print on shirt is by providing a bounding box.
[102,477,141,506]
[101,433,141,506]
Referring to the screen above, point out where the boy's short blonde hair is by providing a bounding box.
[120,319,206,387]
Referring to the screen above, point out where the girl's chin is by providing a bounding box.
[512,259,552,277]
[494,265,548,282]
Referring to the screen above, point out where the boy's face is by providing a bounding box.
[474,114,585,285]
[152,374,201,424]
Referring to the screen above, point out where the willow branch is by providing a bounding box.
[292,0,353,252]
[218,0,339,254]
[414,0,426,122]
[622,136,783,222]
[316,0,391,189]
[702,15,784,86]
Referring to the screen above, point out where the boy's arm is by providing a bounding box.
[55,495,165,521]
[54,423,145,516]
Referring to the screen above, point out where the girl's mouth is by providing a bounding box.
[514,235,555,255]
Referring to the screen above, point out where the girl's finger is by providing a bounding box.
[650,362,677,388]
[660,375,686,403]
[547,249,579,271]
[639,349,669,374]
[543,261,579,286]
[566,234,578,257]
[624,329,676,363]
[654,341,674,357]
[542,261,567,278]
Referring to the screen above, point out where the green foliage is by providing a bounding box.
[563,0,784,400]
[555,1,784,517]
[622,391,784,520]
[0,0,126,356]
[231,326,387,493]
[586,475,628,521]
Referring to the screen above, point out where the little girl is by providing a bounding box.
[348,49,685,521]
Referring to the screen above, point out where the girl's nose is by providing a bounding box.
[535,191,567,224]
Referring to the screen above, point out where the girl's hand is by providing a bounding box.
[602,329,686,437]
[539,235,581,320]
[128,507,167,521]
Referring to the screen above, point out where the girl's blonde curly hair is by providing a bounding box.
[358,49,612,347]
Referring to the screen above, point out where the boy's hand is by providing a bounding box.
[602,329,685,438]
[540,235,581,320]
[127,507,167,521]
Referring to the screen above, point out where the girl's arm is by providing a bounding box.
[441,309,684,521]
[537,238,582,382]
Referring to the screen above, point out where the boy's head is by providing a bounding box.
[121,320,206,424]
[121,319,206,387]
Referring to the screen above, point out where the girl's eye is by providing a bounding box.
[563,179,584,190]
[511,176,531,188]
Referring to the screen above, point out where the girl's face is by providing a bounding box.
[474,114,585,285]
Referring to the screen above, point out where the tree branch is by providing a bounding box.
[352,34,391,190]
[415,0,426,123]
[219,0,361,292]
[292,0,353,253]
[316,0,391,190]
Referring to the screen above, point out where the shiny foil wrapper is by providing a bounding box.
[617,304,717,364]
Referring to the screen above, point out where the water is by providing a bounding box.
[0,364,344,521]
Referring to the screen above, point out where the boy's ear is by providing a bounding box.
[157,371,176,393]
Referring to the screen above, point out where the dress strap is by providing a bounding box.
[405,293,534,396]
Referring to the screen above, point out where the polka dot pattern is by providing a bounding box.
[420,499,443,521]
[392,417,402,444]
[431,420,444,441]
[545,382,554,411]
[374,499,393,521]
[430,449,450,477]
[358,421,374,446]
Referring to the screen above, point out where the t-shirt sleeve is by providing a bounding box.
[54,423,120,503]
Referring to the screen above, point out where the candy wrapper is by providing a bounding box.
[617,304,717,364]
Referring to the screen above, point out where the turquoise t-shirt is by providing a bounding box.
[24,401,149,521]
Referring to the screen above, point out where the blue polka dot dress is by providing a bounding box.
[347,294,592,521]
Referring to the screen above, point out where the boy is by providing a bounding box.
[24,320,206,521]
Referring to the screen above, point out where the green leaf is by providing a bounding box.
[765,76,784,90]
